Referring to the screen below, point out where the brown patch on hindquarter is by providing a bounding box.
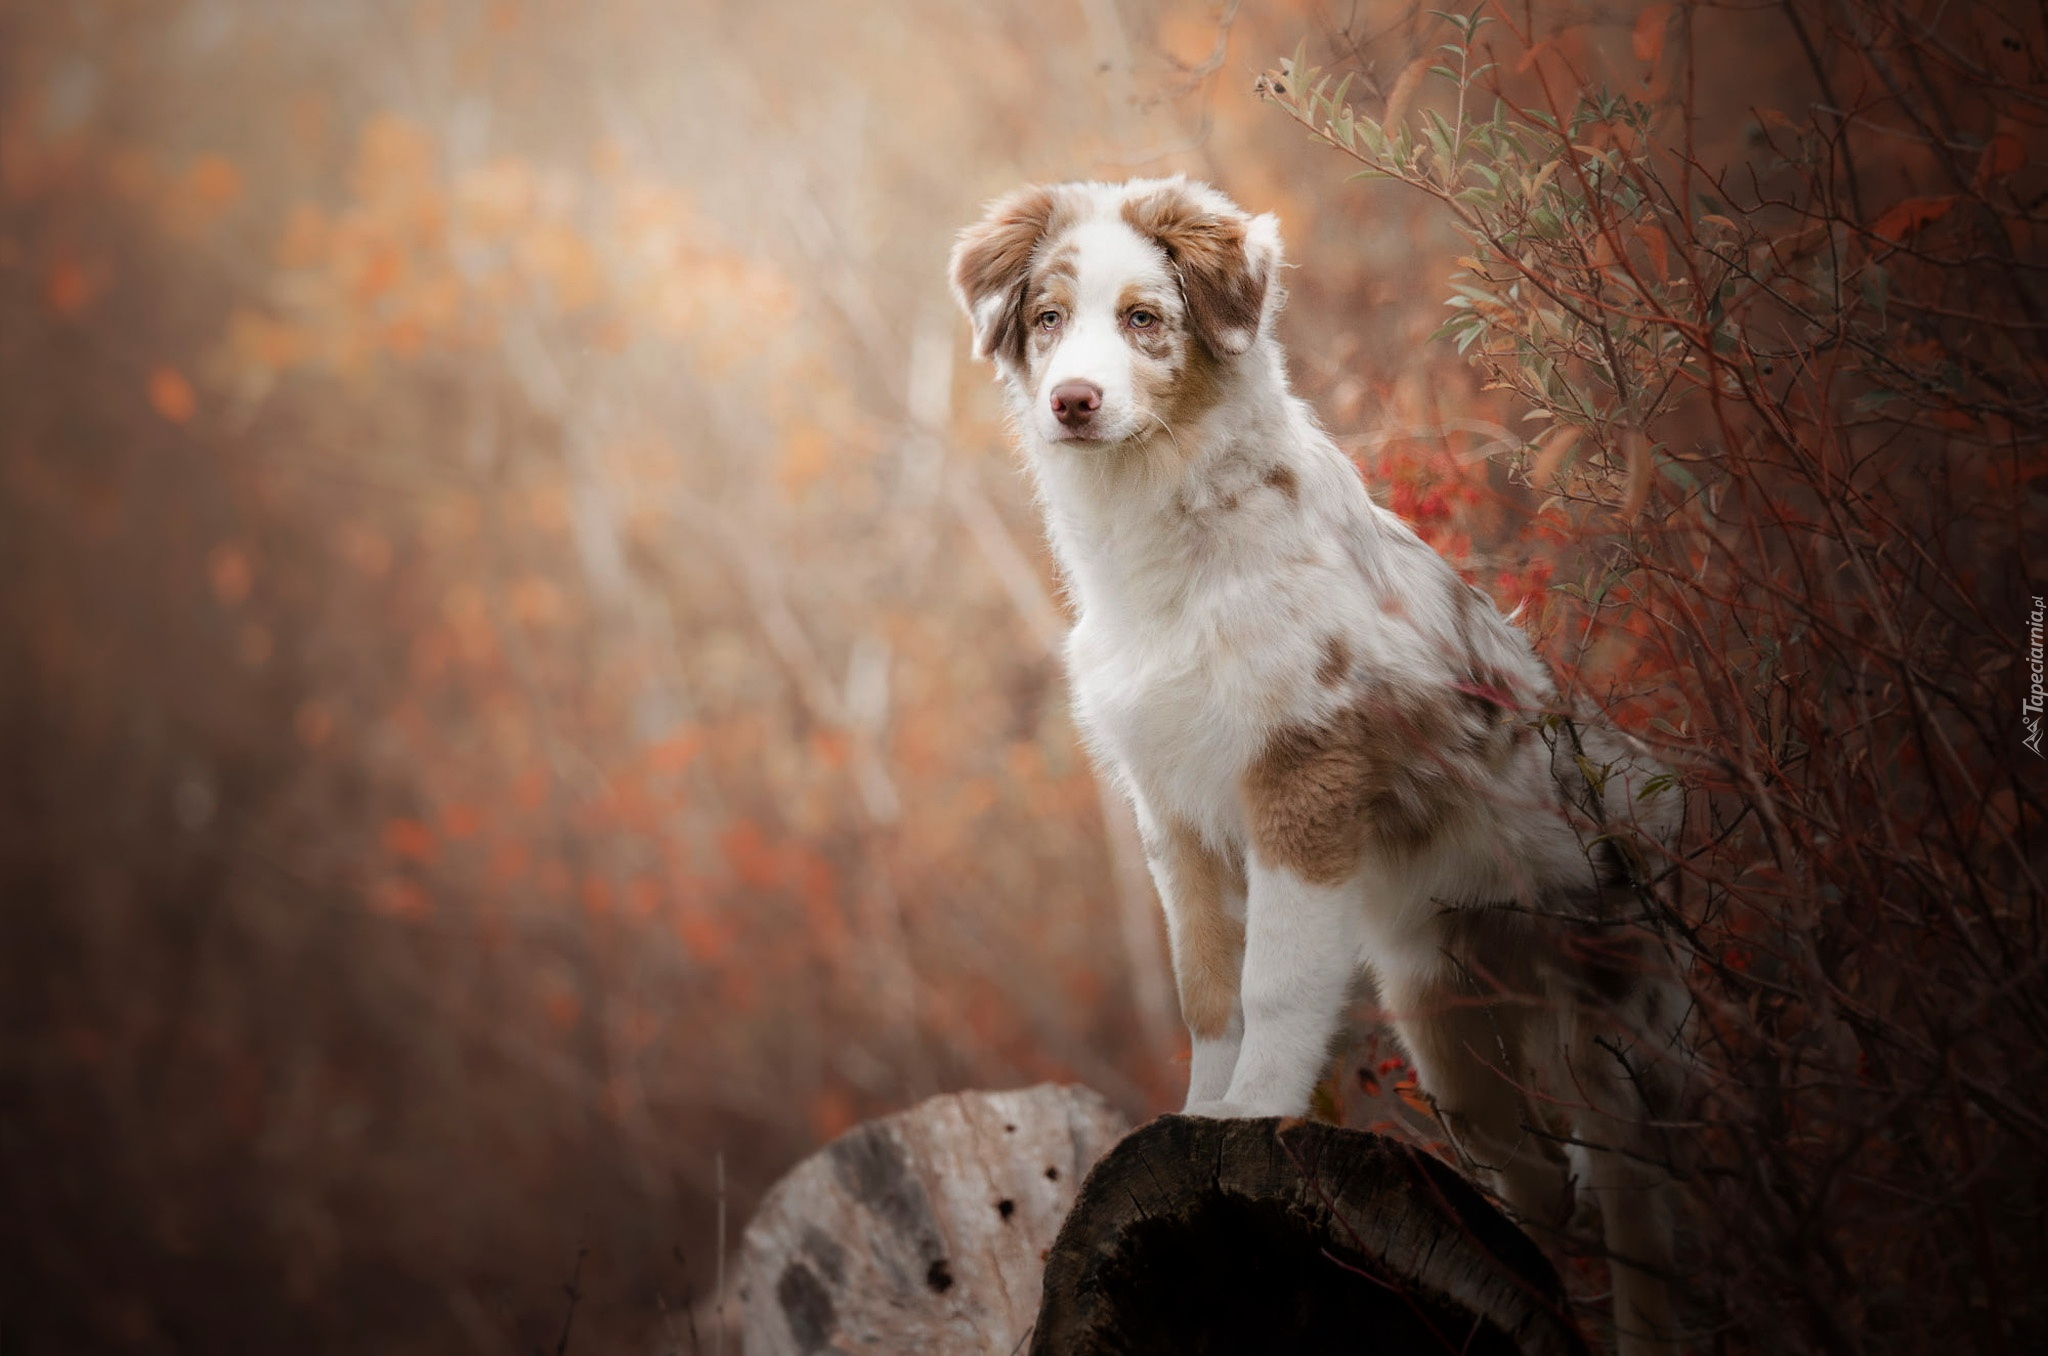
[1154,820,1247,1039]
[1243,687,1509,883]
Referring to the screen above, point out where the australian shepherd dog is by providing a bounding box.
[951,176,1690,1353]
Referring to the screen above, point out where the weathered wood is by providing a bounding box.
[1031,1114,1591,1356]
[739,1083,1131,1355]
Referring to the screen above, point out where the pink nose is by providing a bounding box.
[1050,381,1103,428]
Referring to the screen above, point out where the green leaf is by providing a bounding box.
[1660,460,1698,492]
[1423,108,1456,166]
[1574,754,1613,796]
[1428,314,1475,344]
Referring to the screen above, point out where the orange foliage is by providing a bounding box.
[1631,5,1672,65]
[718,820,781,892]
[0,2,1555,1350]
[42,254,98,316]
[206,542,252,604]
[382,818,440,864]
[1872,193,1957,243]
[370,878,433,919]
[294,700,335,749]
[147,366,197,424]
[185,153,244,209]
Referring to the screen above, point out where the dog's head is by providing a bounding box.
[949,176,1283,448]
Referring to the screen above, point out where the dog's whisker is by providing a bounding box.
[1142,409,1184,459]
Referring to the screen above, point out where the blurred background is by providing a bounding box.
[0,1,1795,1351]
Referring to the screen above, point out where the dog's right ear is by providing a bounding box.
[950,185,1065,368]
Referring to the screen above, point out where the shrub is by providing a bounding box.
[1263,4,2045,1350]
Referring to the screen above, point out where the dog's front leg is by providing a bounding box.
[1141,815,1248,1108]
[1184,854,1361,1118]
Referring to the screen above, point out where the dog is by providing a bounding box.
[951,176,1690,1353]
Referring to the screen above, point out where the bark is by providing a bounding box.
[742,1090,1588,1355]
[1030,1114,1590,1356]
[739,1083,1131,1355]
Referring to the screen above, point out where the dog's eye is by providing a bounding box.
[1037,310,1063,330]
[1127,309,1158,329]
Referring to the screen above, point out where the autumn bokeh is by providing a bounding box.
[0,3,1495,1349]
[4,0,2041,1352]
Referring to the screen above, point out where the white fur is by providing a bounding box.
[1033,220,1164,445]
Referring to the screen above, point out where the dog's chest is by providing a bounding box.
[1066,561,1330,834]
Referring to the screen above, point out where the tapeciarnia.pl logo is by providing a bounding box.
[2027,595,2045,757]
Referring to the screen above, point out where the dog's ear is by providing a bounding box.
[950,185,1067,367]
[1122,179,1283,358]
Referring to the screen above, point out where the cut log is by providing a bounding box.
[1031,1114,1591,1356]
[739,1083,1131,1355]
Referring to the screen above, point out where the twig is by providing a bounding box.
[551,1238,588,1356]
[714,1152,728,1356]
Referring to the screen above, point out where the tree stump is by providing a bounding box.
[1031,1114,1590,1356]
[739,1083,1131,1355]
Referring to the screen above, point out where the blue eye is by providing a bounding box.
[1037,310,1063,330]
[1128,310,1157,329]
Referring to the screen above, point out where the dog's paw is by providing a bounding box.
[1178,1098,1266,1120]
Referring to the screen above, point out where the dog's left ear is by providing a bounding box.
[950,184,1068,368]
[1122,179,1283,358]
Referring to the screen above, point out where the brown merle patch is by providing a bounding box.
[1154,819,1247,1039]
[1262,463,1299,502]
[1243,686,1511,882]
[1316,635,1351,688]
[1121,182,1270,357]
[1138,313,1228,442]
[949,184,1079,363]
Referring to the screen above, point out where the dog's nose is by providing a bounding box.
[1050,381,1103,427]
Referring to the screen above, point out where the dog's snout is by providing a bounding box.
[1050,381,1104,428]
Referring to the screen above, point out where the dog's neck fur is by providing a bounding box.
[1015,338,1332,624]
